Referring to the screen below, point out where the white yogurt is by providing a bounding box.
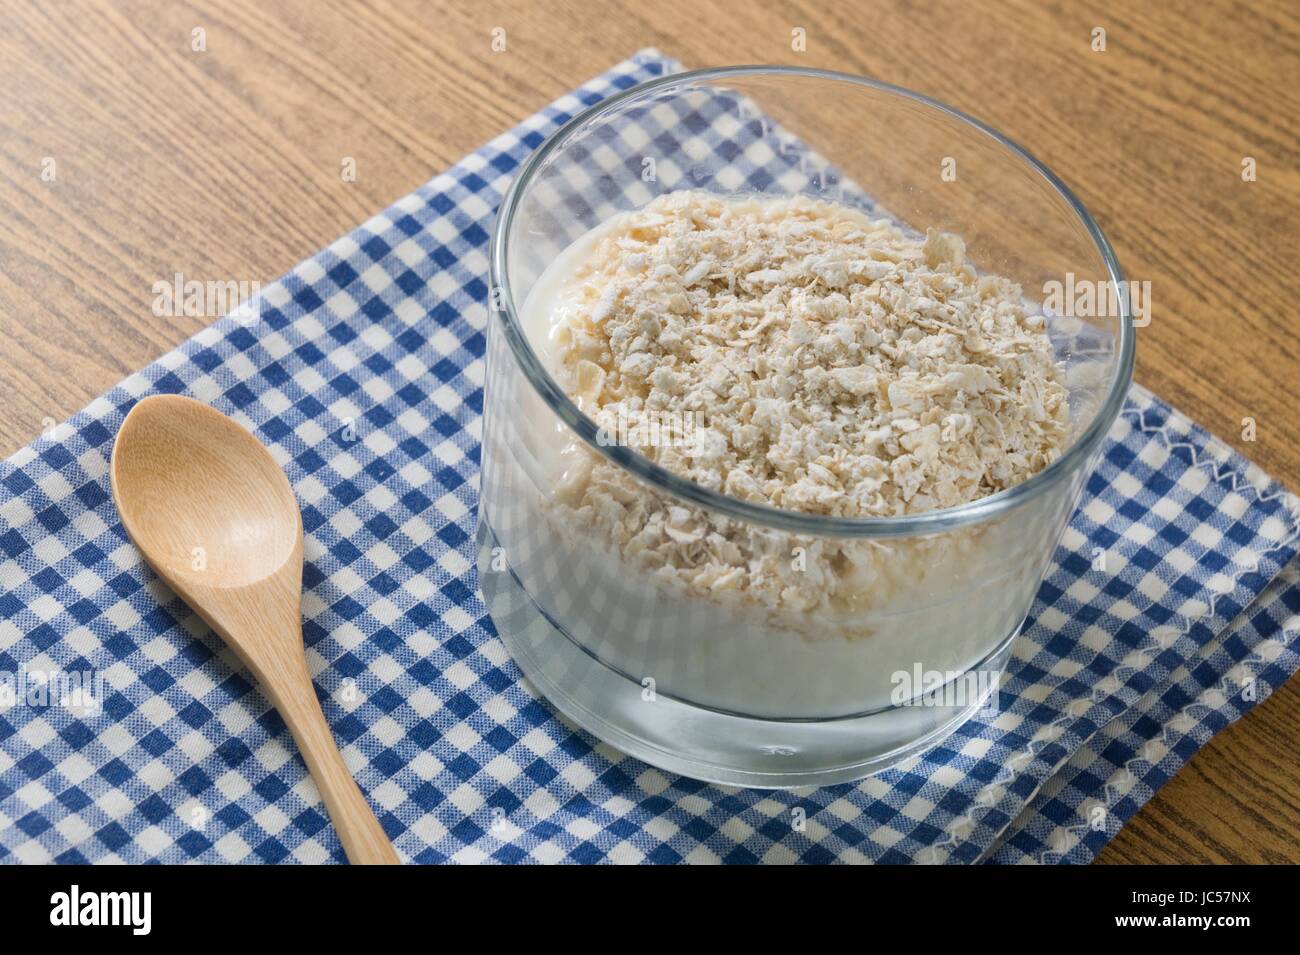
[482,214,1073,719]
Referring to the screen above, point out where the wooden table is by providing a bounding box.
[2,0,1297,863]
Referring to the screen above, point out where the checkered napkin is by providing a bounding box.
[2,50,1298,864]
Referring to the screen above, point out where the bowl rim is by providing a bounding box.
[488,64,1136,538]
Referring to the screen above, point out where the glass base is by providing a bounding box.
[478,517,1012,789]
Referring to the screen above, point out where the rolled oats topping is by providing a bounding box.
[536,191,1071,617]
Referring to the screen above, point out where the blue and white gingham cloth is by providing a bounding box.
[2,50,1298,864]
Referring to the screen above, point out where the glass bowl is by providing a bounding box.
[478,66,1134,788]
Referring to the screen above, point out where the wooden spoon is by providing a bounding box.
[111,394,399,865]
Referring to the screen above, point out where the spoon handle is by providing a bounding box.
[273,669,400,865]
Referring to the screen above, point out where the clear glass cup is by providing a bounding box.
[479,67,1135,787]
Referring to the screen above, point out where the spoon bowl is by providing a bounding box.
[113,396,299,587]
[111,394,399,865]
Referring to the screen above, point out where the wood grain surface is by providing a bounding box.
[1,0,1298,863]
